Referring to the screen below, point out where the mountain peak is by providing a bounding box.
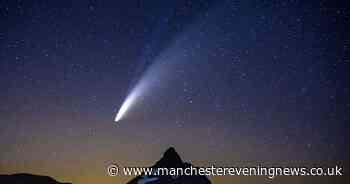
[154,147,183,168]
[163,147,181,159]
[127,146,211,184]
[165,146,176,153]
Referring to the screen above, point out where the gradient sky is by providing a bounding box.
[1,0,349,184]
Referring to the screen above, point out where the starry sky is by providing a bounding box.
[0,0,349,184]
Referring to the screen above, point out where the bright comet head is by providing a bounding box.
[114,96,132,122]
[114,92,136,122]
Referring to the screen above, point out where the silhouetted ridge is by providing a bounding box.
[154,147,183,168]
[0,173,71,184]
[127,147,211,184]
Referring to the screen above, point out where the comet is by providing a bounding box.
[114,20,199,123]
[114,91,136,122]
[114,78,148,122]
[114,57,167,123]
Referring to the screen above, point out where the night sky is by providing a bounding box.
[1,0,349,184]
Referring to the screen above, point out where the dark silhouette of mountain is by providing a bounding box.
[127,147,211,184]
[0,173,71,184]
